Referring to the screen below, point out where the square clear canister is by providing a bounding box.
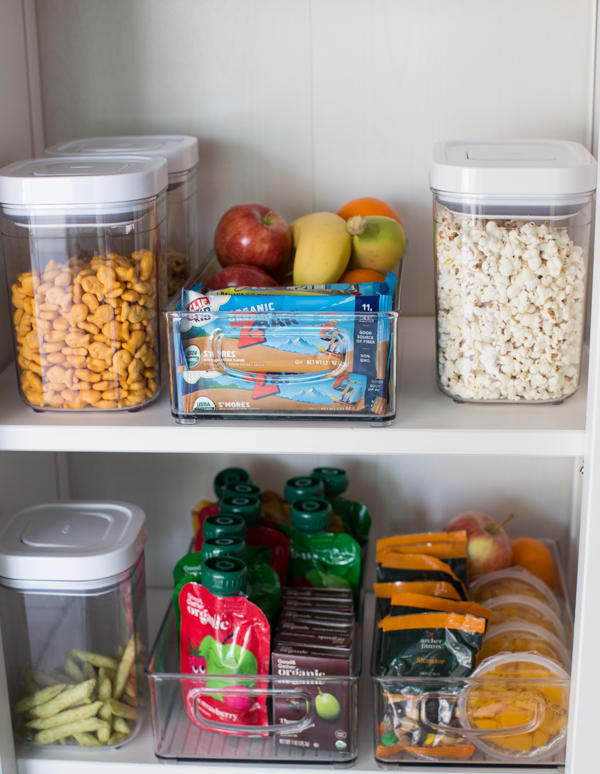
[0,156,168,411]
[45,136,199,297]
[430,140,597,403]
[0,501,148,750]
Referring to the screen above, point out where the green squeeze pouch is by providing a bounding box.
[277,498,361,600]
[378,613,486,677]
[376,552,467,600]
[178,558,271,736]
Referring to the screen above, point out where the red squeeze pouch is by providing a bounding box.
[246,526,290,587]
[178,581,271,735]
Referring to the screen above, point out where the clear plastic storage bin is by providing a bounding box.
[0,156,168,411]
[0,502,148,750]
[430,140,597,403]
[46,136,199,297]
[371,540,572,767]
[145,592,363,765]
[164,253,399,425]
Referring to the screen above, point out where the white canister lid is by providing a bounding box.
[430,140,597,197]
[0,501,146,583]
[0,156,168,207]
[46,136,199,175]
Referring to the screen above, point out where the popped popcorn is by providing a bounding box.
[435,205,586,402]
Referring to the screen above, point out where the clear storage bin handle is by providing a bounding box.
[191,685,314,735]
[418,691,544,738]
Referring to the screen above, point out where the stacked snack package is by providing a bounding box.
[374,530,572,763]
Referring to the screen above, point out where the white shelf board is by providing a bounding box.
[0,317,587,456]
[16,589,558,774]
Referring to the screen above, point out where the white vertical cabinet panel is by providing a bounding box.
[0,0,42,375]
[66,451,576,591]
[310,0,596,314]
[35,0,314,258]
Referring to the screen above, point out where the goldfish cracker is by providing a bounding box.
[477,622,571,671]
[483,595,567,644]
[462,652,569,761]
[469,567,562,618]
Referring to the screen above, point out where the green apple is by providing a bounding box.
[315,690,341,721]
[346,215,406,273]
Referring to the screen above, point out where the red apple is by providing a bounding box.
[214,203,292,276]
[205,264,279,291]
[446,511,513,581]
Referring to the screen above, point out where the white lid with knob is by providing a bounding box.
[0,501,146,584]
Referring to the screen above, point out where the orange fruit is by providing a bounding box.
[339,268,386,284]
[337,197,403,226]
[510,537,555,588]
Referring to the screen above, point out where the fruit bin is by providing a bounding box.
[163,253,400,425]
[144,589,364,766]
[371,540,573,767]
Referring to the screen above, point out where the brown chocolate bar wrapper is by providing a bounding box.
[280,609,354,625]
[274,630,353,650]
[276,618,354,635]
[282,587,353,599]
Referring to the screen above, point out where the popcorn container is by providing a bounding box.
[0,156,168,410]
[430,140,597,403]
[46,136,199,297]
[0,502,148,749]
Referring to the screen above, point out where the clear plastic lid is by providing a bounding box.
[478,621,571,671]
[461,651,570,762]
[45,136,199,175]
[483,594,567,644]
[0,156,168,207]
[469,567,562,618]
[0,501,146,586]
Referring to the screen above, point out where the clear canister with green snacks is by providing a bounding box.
[0,501,148,749]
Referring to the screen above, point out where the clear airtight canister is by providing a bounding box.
[0,502,148,749]
[45,136,199,296]
[0,156,168,411]
[430,140,597,403]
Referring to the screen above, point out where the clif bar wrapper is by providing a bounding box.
[279,608,355,625]
[282,597,354,612]
[276,619,354,636]
[278,614,354,631]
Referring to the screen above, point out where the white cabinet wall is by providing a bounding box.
[1,1,600,773]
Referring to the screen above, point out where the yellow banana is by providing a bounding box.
[291,212,351,285]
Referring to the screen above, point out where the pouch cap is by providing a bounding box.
[290,498,332,534]
[203,515,247,541]
[220,495,261,525]
[284,476,325,504]
[201,557,247,596]
[221,482,262,500]
[202,536,247,562]
[312,467,349,498]
[213,468,251,499]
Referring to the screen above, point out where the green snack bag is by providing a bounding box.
[278,498,361,601]
[213,467,251,499]
[311,467,371,546]
[378,612,486,677]
[173,552,204,588]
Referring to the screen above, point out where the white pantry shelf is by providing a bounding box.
[0,317,587,457]
[15,590,558,774]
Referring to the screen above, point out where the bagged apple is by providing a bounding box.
[176,557,271,735]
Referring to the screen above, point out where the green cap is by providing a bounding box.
[203,514,247,541]
[284,475,325,504]
[312,467,349,498]
[222,482,262,501]
[220,495,261,525]
[202,536,247,563]
[290,497,332,534]
[201,556,247,596]
[213,468,251,499]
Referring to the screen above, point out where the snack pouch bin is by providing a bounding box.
[0,156,168,411]
[430,140,597,403]
[0,501,149,750]
[371,540,573,766]
[46,136,199,297]
[145,585,364,764]
[163,253,399,425]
